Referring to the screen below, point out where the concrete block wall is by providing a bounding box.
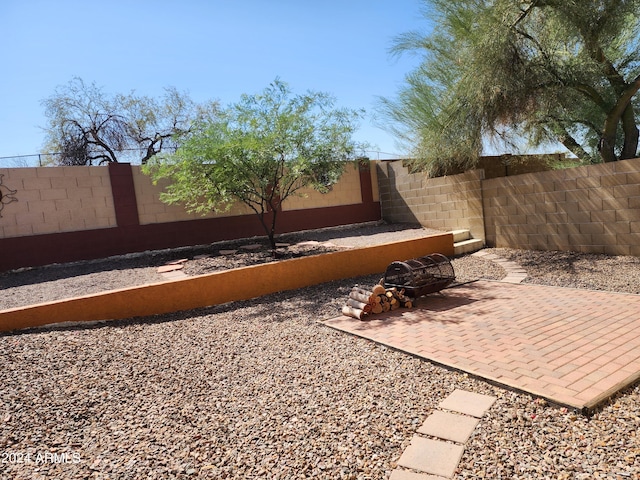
[0,163,373,238]
[0,166,116,238]
[0,162,381,271]
[378,161,486,240]
[473,153,567,179]
[282,163,363,210]
[131,166,252,225]
[132,163,371,222]
[484,157,640,255]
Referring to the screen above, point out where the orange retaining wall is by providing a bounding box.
[0,232,453,332]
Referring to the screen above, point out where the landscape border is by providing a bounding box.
[0,232,453,332]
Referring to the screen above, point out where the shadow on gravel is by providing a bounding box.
[0,261,160,289]
[1,273,384,337]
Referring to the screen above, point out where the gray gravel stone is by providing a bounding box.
[1,223,638,479]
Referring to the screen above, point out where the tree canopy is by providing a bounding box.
[41,78,208,165]
[143,79,365,250]
[379,0,640,175]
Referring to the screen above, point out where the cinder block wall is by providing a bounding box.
[377,161,486,240]
[0,166,116,238]
[471,153,567,179]
[0,163,373,239]
[131,163,372,223]
[282,163,363,210]
[0,162,381,271]
[131,166,253,225]
[484,157,640,255]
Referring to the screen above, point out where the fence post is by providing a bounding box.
[358,161,374,204]
[108,163,140,227]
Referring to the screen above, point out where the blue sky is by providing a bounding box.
[0,0,431,163]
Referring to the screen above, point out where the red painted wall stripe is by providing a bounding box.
[108,163,140,227]
[0,162,380,271]
[0,202,380,271]
[359,162,374,204]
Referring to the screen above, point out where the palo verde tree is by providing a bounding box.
[379,0,640,174]
[41,77,204,165]
[143,79,366,251]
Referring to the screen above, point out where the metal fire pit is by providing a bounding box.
[383,253,455,298]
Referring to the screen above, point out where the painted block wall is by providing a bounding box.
[0,162,375,238]
[133,163,377,218]
[131,166,253,225]
[0,161,381,271]
[0,166,116,238]
[282,163,363,210]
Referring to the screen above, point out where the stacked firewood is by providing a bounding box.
[342,284,413,320]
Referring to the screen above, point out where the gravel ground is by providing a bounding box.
[491,248,640,294]
[1,223,639,479]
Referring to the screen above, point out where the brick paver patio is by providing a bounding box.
[324,280,640,411]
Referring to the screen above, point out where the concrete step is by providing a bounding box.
[453,238,484,256]
[450,229,471,243]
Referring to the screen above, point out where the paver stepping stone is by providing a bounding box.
[157,264,184,273]
[166,258,188,265]
[296,241,320,247]
[389,469,445,480]
[219,249,238,255]
[439,389,497,418]
[392,390,497,479]
[397,436,464,478]
[502,272,528,283]
[240,243,262,251]
[417,411,480,444]
[471,250,527,283]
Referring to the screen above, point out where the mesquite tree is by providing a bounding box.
[41,78,203,165]
[143,79,366,251]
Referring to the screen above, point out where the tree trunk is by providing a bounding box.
[599,114,619,163]
[268,207,278,253]
[599,75,640,162]
[598,137,617,163]
[558,132,591,163]
[256,209,278,253]
[250,195,280,254]
[620,104,639,160]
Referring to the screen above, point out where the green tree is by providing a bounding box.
[379,0,640,174]
[143,79,365,251]
[41,77,203,165]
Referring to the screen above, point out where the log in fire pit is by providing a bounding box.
[383,253,455,298]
